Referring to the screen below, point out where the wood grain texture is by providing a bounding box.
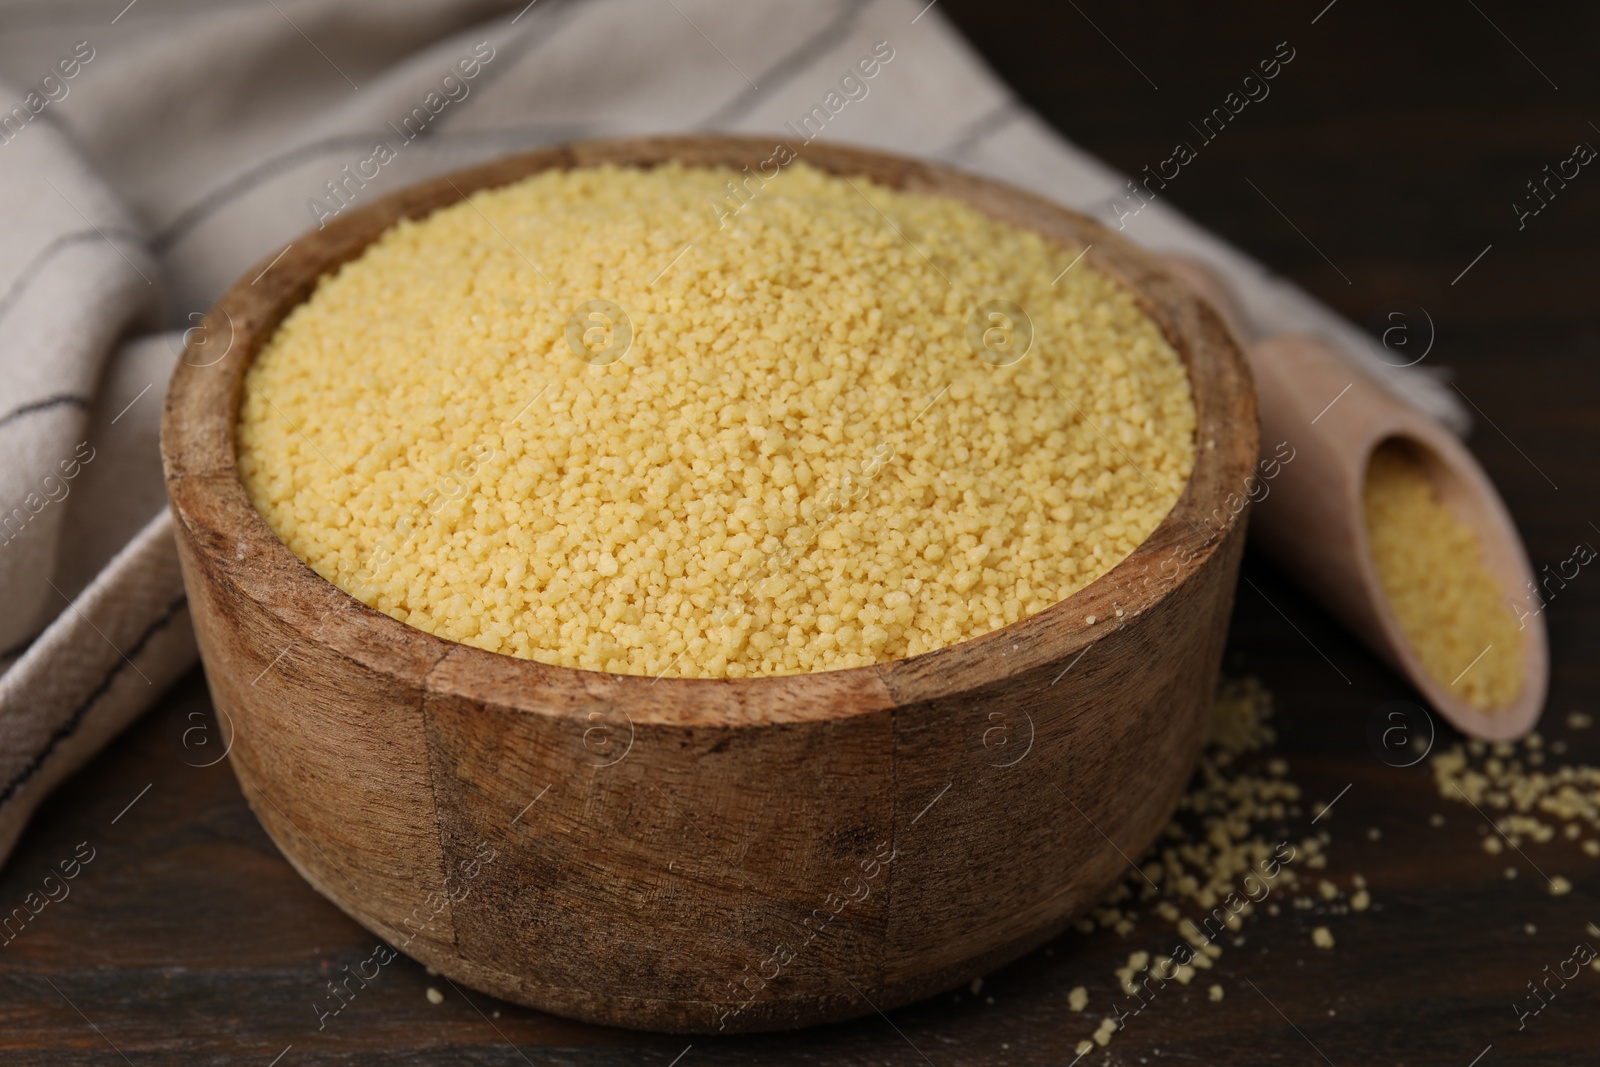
[159,136,1258,1032]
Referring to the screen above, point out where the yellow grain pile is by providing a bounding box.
[1431,724,1597,898]
[1363,440,1523,709]
[1058,677,1370,1055]
[237,162,1195,677]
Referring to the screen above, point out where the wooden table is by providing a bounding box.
[4,1,1596,1062]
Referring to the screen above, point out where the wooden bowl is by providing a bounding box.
[160,136,1258,1033]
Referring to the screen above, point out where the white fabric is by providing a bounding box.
[0,0,1463,866]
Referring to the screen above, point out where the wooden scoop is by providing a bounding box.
[1161,256,1548,742]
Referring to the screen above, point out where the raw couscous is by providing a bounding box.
[1363,439,1523,709]
[236,162,1196,678]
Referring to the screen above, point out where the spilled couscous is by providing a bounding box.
[236,162,1196,677]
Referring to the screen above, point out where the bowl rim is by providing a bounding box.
[161,134,1259,728]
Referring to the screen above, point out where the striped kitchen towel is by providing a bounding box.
[0,0,1463,867]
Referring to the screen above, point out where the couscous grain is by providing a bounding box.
[237,163,1195,677]
[1363,440,1523,709]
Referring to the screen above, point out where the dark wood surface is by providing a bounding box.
[5,0,1598,1062]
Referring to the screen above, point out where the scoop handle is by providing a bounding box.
[1161,256,1547,741]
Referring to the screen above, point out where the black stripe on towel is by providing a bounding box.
[695,0,878,131]
[0,228,148,329]
[0,593,189,808]
[938,99,1022,162]
[153,0,583,252]
[0,393,89,434]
